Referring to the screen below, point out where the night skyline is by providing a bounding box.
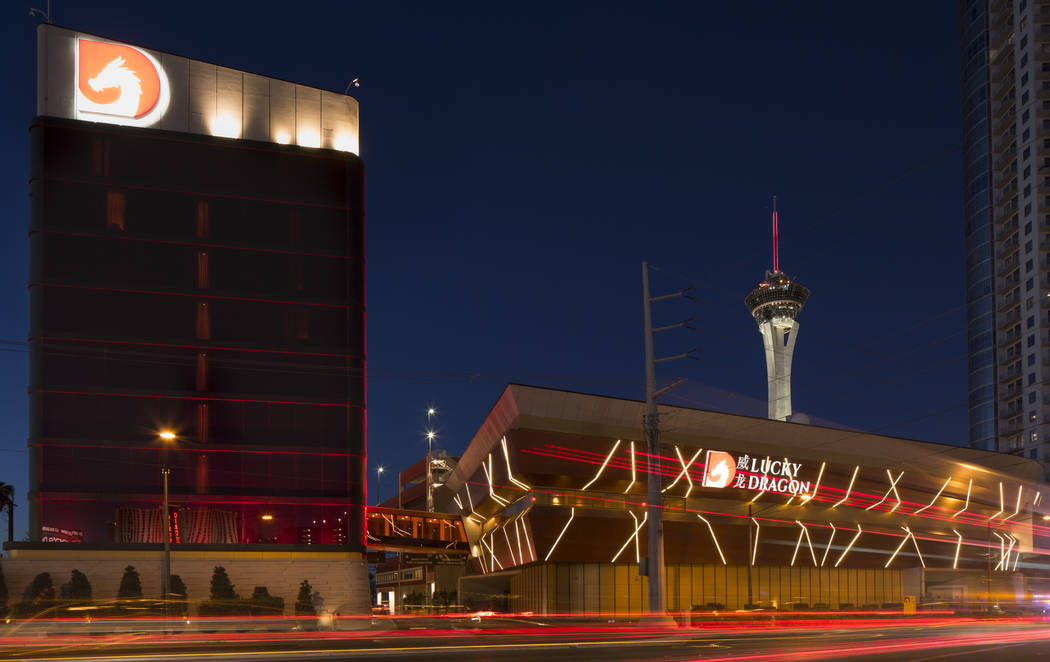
[0,2,963,537]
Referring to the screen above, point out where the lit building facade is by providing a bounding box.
[961,1,1050,466]
[28,25,366,548]
[449,385,1050,614]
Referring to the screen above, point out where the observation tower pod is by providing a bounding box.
[744,199,810,421]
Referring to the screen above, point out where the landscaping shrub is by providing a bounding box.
[117,566,142,598]
[294,580,316,616]
[69,569,92,600]
[249,586,284,616]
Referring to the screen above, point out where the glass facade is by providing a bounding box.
[961,0,998,450]
[28,118,366,548]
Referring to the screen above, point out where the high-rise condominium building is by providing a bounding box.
[962,0,1050,469]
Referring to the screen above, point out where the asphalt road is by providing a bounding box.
[2,617,1049,661]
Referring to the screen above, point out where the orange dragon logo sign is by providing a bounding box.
[76,39,169,126]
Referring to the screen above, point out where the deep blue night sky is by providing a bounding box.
[0,2,963,536]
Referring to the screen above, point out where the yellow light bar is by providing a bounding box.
[663,446,702,495]
[502,525,516,566]
[520,514,535,562]
[582,440,621,491]
[1001,486,1023,522]
[750,517,760,566]
[952,529,963,569]
[905,526,925,568]
[992,532,1005,571]
[483,455,509,506]
[884,530,911,568]
[952,479,972,518]
[544,507,575,561]
[865,470,903,511]
[696,514,727,565]
[914,476,951,515]
[800,462,825,504]
[835,525,862,567]
[791,521,817,566]
[820,523,837,567]
[623,441,637,494]
[452,495,463,510]
[831,466,859,508]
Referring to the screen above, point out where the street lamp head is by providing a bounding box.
[158,430,176,441]
[427,408,436,416]
[377,466,385,474]
[426,430,436,441]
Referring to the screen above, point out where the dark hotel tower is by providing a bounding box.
[28,114,365,548]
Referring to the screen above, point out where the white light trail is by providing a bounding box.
[952,479,972,518]
[835,525,862,567]
[582,440,621,491]
[914,476,952,515]
[988,482,1004,520]
[865,470,904,511]
[800,462,826,504]
[820,523,836,567]
[952,529,963,569]
[750,517,760,566]
[544,507,575,561]
[696,514,727,565]
[663,446,702,495]
[501,436,531,491]
[623,441,637,494]
[1001,486,1023,522]
[831,466,859,508]
[992,532,1005,571]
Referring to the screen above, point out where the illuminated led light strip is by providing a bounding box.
[662,446,702,495]
[884,530,912,568]
[988,482,1004,520]
[623,442,637,494]
[952,479,972,518]
[782,459,796,505]
[696,514,727,565]
[750,517,760,566]
[500,437,531,491]
[952,530,963,569]
[482,455,510,506]
[514,517,523,565]
[1012,545,1022,572]
[800,462,826,504]
[791,521,818,566]
[544,507,575,561]
[913,476,951,515]
[831,466,859,508]
[865,470,903,512]
[582,440,622,491]
[1036,492,1043,507]
[820,523,836,567]
[904,526,925,568]
[1001,486,1023,522]
[485,532,503,571]
[1004,534,1016,571]
[502,525,517,566]
[991,532,1005,571]
[749,489,766,503]
[611,511,648,562]
[835,525,862,567]
[452,495,463,510]
[520,515,535,562]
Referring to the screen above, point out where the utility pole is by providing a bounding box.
[747,504,754,608]
[641,261,696,616]
[426,408,436,512]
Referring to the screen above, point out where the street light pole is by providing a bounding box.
[425,408,436,513]
[158,430,176,616]
[376,467,384,506]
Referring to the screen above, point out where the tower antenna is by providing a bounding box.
[772,195,779,272]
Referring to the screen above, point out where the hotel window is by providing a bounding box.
[196,302,211,340]
[106,190,126,230]
[1027,259,1034,273]
[196,353,207,391]
[197,402,209,443]
[92,138,110,176]
[1025,184,1032,198]
[1028,315,1036,328]
[1029,392,1037,403]
[1027,277,1035,291]
[197,251,210,288]
[1032,431,1039,443]
[1031,411,1039,422]
[196,201,210,238]
[1029,353,1036,366]
[1028,334,1036,347]
[1026,221,1033,234]
[1029,373,1037,385]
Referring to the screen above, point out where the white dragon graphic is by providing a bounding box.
[78,56,143,118]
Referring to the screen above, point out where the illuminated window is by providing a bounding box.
[196,353,207,391]
[196,302,210,340]
[197,251,210,289]
[92,138,110,176]
[196,201,210,238]
[197,402,209,443]
[106,190,126,230]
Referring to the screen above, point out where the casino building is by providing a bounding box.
[448,384,1050,613]
[4,24,368,612]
